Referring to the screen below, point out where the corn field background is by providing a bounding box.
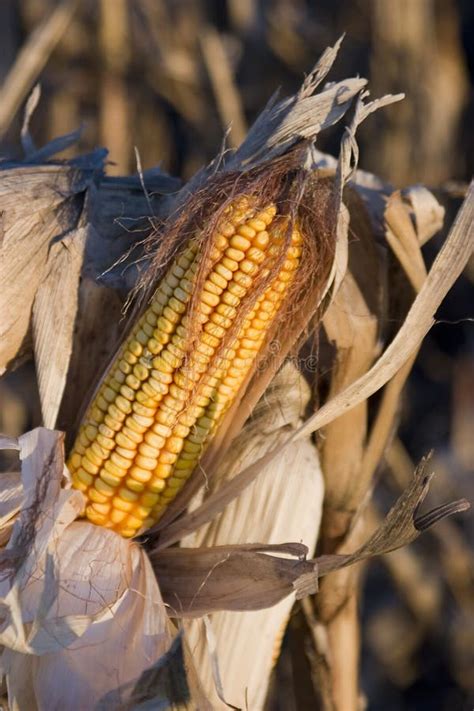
[0,1,472,710]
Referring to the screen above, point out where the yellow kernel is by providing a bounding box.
[161,396,181,414]
[213,265,232,285]
[204,279,223,296]
[254,231,270,248]
[131,401,155,418]
[200,291,219,308]
[247,218,267,232]
[231,235,251,251]
[112,497,134,512]
[127,339,143,357]
[145,338,162,355]
[71,474,87,492]
[86,506,107,525]
[152,422,172,438]
[156,409,176,427]
[156,317,174,335]
[239,223,257,239]
[82,455,100,475]
[183,440,203,454]
[227,282,246,298]
[154,463,173,478]
[119,487,139,502]
[119,528,138,538]
[136,330,150,345]
[142,381,166,400]
[97,396,110,412]
[130,413,155,429]
[111,451,133,469]
[94,478,115,497]
[110,509,127,524]
[102,386,117,403]
[99,469,122,487]
[104,414,122,432]
[89,488,109,504]
[115,395,133,414]
[135,391,156,407]
[128,466,152,483]
[142,434,163,452]
[124,513,145,529]
[219,221,235,238]
[221,291,240,308]
[209,273,228,293]
[98,423,115,439]
[121,425,142,443]
[96,433,115,450]
[221,256,239,272]
[163,306,181,325]
[225,247,245,262]
[149,478,167,493]
[119,359,133,374]
[114,446,136,461]
[239,259,259,275]
[212,312,232,329]
[76,467,93,487]
[272,281,287,294]
[137,442,158,459]
[108,404,126,422]
[135,455,158,471]
[124,477,145,493]
[158,450,178,465]
[173,423,190,438]
[103,459,127,478]
[141,492,160,507]
[161,351,181,369]
[84,424,98,441]
[89,406,105,423]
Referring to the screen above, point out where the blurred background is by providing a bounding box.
[0,1,472,709]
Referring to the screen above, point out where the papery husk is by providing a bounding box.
[180,364,324,710]
[0,429,206,711]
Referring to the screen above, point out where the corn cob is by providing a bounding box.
[67,198,302,537]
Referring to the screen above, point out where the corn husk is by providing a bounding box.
[0,430,179,711]
[181,364,323,709]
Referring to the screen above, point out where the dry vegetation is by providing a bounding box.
[0,2,473,710]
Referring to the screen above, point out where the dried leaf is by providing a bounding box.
[0,165,93,373]
[314,455,470,579]
[181,366,324,709]
[32,223,87,428]
[152,543,317,618]
[151,457,468,620]
[0,430,175,711]
[403,185,445,245]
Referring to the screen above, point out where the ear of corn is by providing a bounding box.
[67,198,302,537]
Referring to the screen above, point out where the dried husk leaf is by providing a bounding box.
[0,429,183,711]
[149,457,468,613]
[32,221,87,428]
[0,165,94,374]
[180,365,324,709]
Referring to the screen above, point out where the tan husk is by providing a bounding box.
[179,364,324,710]
[0,429,200,710]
